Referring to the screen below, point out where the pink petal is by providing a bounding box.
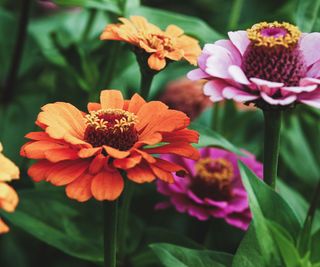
[222,86,259,102]
[204,198,228,208]
[300,77,320,86]
[300,33,320,67]
[298,89,320,108]
[203,80,225,102]
[307,60,320,78]
[228,65,250,85]
[260,92,297,105]
[215,39,242,65]
[187,68,210,80]
[187,190,205,204]
[188,206,210,221]
[281,85,317,93]
[228,30,250,55]
[250,78,284,88]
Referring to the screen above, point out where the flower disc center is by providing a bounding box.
[84,109,139,151]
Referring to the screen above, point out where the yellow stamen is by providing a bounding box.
[247,21,301,48]
[195,158,234,188]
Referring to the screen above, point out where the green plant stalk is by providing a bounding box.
[228,0,244,30]
[104,200,119,267]
[82,8,97,41]
[140,70,155,99]
[118,180,135,263]
[263,109,282,189]
[2,0,32,104]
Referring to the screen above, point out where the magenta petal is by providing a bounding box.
[187,190,205,204]
[155,201,172,210]
[222,86,259,102]
[228,65,250,85]
[300,77,320,86]
[225,212,251,230]
[298,89,320,108]
[250,77,283,88]
[187,69,210,80]
[281,85,317,93]
[228,30,250,55]
[188,206,210,221]
[260,92,297,105]
[205,198,228,208]
[300,33,320,67]
[307,60,320,78]
[171,196,189,213]
[203,80,225,102]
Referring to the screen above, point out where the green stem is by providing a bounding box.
[140,71,155,99]
[118,180,135,263]
[228,0,244,30]
[82,9,97,41]
[104,200,119,267]
[211,104,220,132]
[1,0,32,104]
[263,109,282,189]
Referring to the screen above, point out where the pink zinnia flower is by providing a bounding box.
[156,148,263,230]
[188,21,320,109]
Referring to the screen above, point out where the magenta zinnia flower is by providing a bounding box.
[188,22,320,108]
[156,148,263,230]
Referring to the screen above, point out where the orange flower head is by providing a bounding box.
[21,90,200,201]
[100,16,201,71]
[0,143,19,234]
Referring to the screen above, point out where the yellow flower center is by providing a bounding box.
[84,109,139,150]
[195,157,234,187]
[247,21,301,48]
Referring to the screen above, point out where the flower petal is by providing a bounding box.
[228,65,250,85]
[228,30,250,55]
[127,162,155,183]
[148,54,166,71]
[100,90,124,109]
[222,86,259,102]
[66,173,93,202]
[260,92,297,105]
[203,80,225,102]
[300,33,320,67]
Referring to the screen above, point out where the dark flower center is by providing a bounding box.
[84,109,139,151]
[242,22,307,87]
[190,158,234,201]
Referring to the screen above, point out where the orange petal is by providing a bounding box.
[89,154,108,174]
[149,164,174,183]
[0,218,9,234]
[127,164,156,183]
[0,182,18,212]
[162,129,199,143]
[103,146,130,159]
[78,147,102,158]
[136,132,162,146]
[0,148,20,182]
[113,154,142,169]
[38,102,87,146]
[153,158,186,173]
[66,173,93,202]
[144,142,200,160]
[100,90,124,109]
[46,160,89,186]
[165,25,184,37]
[148,54,166,71]
[87,102,101,112]
[45,148,79,163]
[28,160,53,182]
[91,170,124,201]
[25,132,51,141]
[134,149,156,163]
[128,93,146,114]
[21,141,67,159]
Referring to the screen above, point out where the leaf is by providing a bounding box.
[295,0,320,32]
[128,6,223,43]
[268,221,301,267]
[191,122,243,155]
[150,243,233,267]
[1,188,103,263]
[311,229,320,263]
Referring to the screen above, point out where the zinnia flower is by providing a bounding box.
[188,21,320,109]
[0,143,19,234]
[21,90,199,201]
[100,16,201,71]
[156,147,263,230]
[159,78,212,120]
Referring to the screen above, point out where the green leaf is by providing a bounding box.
[295,0,320,32]
[191,122,243,155]
[1,188,103,263]
[232,224,264,267]
[268,221,301,267]
[53,0,121,14]
[128,6,223,43]
[311,229,320,263]
[150,243,233,267]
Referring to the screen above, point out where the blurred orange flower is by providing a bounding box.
[0,143,19,234]
[21,90,199,201]
[100,16,201,71]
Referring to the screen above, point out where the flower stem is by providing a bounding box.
[1,0,32,104]
[82,9,97,41]
[118,180,135,263]
[211,104,221,132]
[263,109,282,189]
[104,200,119,267]
[228,0,244,30]
[140,71,155,99]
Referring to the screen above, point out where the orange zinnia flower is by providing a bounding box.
[0,143,19,234]
[100,16,201,71]
[21,90,199,201]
